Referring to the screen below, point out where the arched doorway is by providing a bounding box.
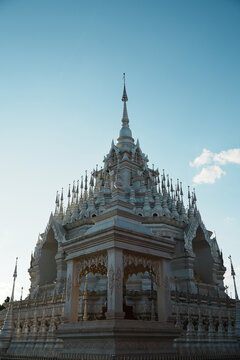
[39,228,58,285]
[192,226,213,284]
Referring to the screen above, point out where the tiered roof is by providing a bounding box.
[53,77,198,225]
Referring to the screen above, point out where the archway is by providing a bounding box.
[77,263,108,321]
[124,264,156,320]
[192,226,213,284]
[39,228,58,285]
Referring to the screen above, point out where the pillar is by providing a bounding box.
[156,259,171,322]
[64,260,79,322]
[106,248,124,320]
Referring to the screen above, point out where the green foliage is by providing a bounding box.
[0,296,10,311]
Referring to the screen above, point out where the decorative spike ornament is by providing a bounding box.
[153,192,163,216]
[167,175,170,192]
[170,195,179,221]
[84,171,88,195]
[228,255,239,300]
[170,179,174,195]
[1,257,18,343]
[76,180,79,201]
[180,182,183,199]
[54,191,59,218]
[58,188,64,222]
[188,186,191,207]
[90,172,94,188]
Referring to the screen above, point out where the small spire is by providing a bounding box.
[67,184,71,212]
[180,182,183,198]
[80,175,83,200]
[54,191,59,218]
[122,73,128,102]
[20,287,23,302]
[117,73,133,146]
[228,255,239,300]
[11,257,18,302]
[55,191,59,206]
[85,170,88,191]
[188,186,191,206]
[76,180,79,199]
[167,175,170,192]
[170,179,174,194]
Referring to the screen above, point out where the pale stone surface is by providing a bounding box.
[0,82,239,357]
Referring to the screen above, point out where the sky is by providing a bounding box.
[0,0,239,303]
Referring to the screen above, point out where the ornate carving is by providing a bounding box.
[123,251,162,286]
[163,275,169,289]
[108,264,114,295]
[115,267,122,290]
[75,251,108,285]
[184,217,218,262]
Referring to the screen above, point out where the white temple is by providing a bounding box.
[0,77,239,359]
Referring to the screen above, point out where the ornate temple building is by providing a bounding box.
[0,78,240,359]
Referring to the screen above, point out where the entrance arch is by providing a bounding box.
[192,226,213,284]
[39,228,58,285]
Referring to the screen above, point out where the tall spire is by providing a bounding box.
[0,257,18,347]
[117,73,134,147]
[229,255,239,300]
[11,257,18,302]
[121,73,130,128]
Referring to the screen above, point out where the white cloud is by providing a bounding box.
[193,165,226,184]
[213,148,240,165]
[190,147,240,184]
[224,216,236,224]
[190,148,213,168]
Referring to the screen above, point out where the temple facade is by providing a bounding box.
[0,79,240,359]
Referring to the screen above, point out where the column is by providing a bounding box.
[106,248,124,320]
[56,251,66,294]
[64,260,79,322]
[156,259,171,322]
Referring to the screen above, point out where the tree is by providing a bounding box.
[0,296,10,311]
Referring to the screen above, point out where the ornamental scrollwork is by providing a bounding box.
[123,251,162,286]
[184,217,218,262]
[115,267,122,290]
[75,251,108,285]
[108,264,114,295]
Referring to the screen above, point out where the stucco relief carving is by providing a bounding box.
[123,251,162,287]
[108,264,114,295]
[184,216,218,262]
[75,251,108,285]
[115,267,122,290]
[42,215,66,247]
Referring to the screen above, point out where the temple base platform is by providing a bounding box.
[56,319,180,355]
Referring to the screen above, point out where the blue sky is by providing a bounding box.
[0,0,239,302]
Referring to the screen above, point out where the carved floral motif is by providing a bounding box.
[75,251,108,285]
[115,267,122,290]
[184,215,219,262]
[123,251,162,287]
[108,264,114,295]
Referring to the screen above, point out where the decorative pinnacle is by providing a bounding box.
[228,255,239,300]
[122,73,128,102]
[13,257,18,279]
[20,287,23,301]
